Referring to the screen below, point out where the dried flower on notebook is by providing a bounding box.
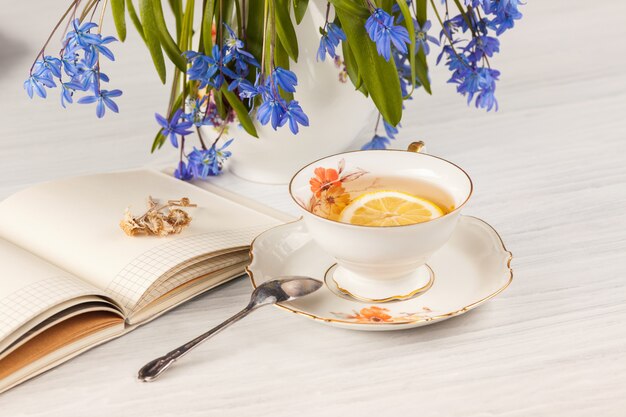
[120,197,196,237]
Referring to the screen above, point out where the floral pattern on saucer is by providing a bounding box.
[331,306,434,323]
[304,159,368,221]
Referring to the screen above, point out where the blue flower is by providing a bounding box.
[64,19,101,49]
[279,100,309,134]
[188,147,220,179]
[317,22,346,61]
[186,139,232,179]
[257,93,286,130]
[174,161,193,180]
[365,8,410,61]
[89,35,118,61]
[155,109,194,147]
[414,20,440,56]
[23,73,56,98]
[383,119,399,139]
[271,67,298,93]
[77,89,122,118]
[361,134,390,150]
[60,81,82,107]
[33,55,62,79]
[214,138,234,161]
[465,35,499,62]
[184,45,237,90]
[484,0,523,35]
[223,24,259,74]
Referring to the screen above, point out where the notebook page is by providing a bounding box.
[0,170,281,310]
[0,239,110,346]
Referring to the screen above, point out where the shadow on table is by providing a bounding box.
[0,32,29,76]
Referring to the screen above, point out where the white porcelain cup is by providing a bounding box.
[289,147,473,302]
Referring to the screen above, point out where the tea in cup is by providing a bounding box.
[289,147,473,302]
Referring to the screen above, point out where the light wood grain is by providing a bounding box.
[1,0,625,416]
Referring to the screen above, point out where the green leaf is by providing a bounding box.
[180,0,195,50]
[328,0,369,18]
[415,50,431,94]
[246,0,264,60]
[167,0,183,39]
[416,0,427,22]
[334,1,402,125]
[111,0,127,41]
[126,0,146,42]
[153,0,187,72]
[202,0,215,53]
[293,0,309,24]
[221,86,259,138]
[139,0,167,83]
[275,0,299,61]
[341,39,365,93]
[394,0,416,97]
[414,0,431,93]
[151,130,167,153]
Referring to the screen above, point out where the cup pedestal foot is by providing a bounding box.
[326,264,434,303]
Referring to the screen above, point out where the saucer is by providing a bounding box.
[246,216,513,331]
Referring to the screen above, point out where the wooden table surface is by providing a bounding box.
[1,1,625,416]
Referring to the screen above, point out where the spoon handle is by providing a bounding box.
[138,305,254,382]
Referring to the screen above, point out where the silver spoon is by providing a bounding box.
[137,277,323,382]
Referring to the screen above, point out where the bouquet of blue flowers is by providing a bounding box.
[25,0,523,180]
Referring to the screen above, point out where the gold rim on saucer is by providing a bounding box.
[246,216,513,326]
[323,263,435,303]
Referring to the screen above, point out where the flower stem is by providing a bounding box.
[29,0,80,74]
[429,0,473,71]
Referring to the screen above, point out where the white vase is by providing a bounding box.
[203,0,375,184]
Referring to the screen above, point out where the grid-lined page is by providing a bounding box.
[0,239,107,344]
[0,170,284,303]
[108,224,273,311]
[0,277,104,343]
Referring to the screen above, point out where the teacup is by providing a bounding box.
[289,145,473,302]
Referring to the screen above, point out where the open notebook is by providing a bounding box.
[0,169,289,393]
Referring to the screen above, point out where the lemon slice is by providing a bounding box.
[339,190,444,226]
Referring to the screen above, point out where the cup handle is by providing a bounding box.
[407,141,425,153]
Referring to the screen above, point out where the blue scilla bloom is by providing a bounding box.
[155,109,194,147]
[271,67,298,93]
[365,8,410,61]
[279,100,309,134]
[87,35,118,62]
[188,147,220,178]
[77,88,122,118]
[214,138,234,161]
[60,80,83,107]
[183,96,213,127]
[65,19,101,48]
[33,56,63,79]
[451,66,500,111]
[24,73,56,98]
[317,22,346,61]
[486,0,523,35]
[223,24,259,74]
[187,139,232,179]
[465,35,499,62]
[414,20,440,56]
[184,46,237,89]
[361,134,391,150]
[174,161,193,180]
[236,77,260,99]
[383,119,399,139]
[257,93,286,130]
